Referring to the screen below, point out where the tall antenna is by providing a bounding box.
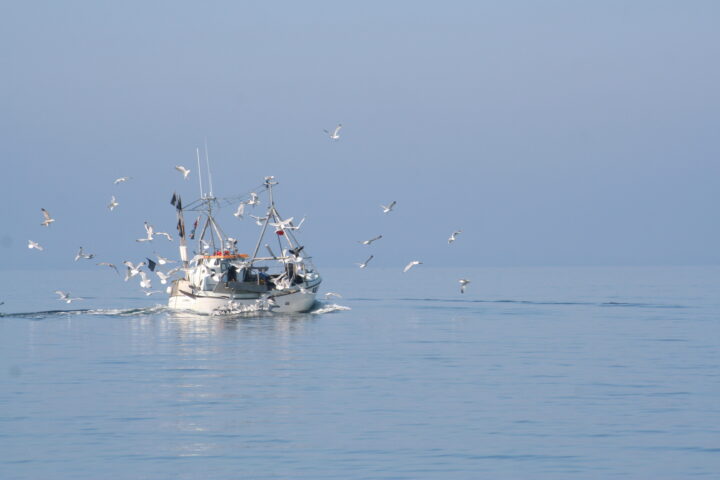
[195,147,204,198]
[204,137,214,197]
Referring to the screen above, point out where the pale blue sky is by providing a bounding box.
[1,1,719,269]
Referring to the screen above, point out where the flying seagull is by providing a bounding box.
[55,291,81,303]
[357,255,374,269]
[247,192,260,206]
[28,240,44,251]
[324,292,342,300]
[175,165,191,179]
[284,217,305,231]
[40,208,55,226]
[381,201,396,214]
[113,176,131,184]
[459,279,471,294]
[143,290,162,296]
[156,254,175,265]
[138,271,152,289]
[155,271,170,284]
[108,195,119,211]
[250,215,268,226]
[154,231,173,242]
[403,260,422,273]
[448,230,462,244]
[75,246,95,261]
[136,222,154,242]
[97,262,120,275]
[123,260,145,281]
[323,123,342,141]
[358,235,382,245]
[233,203,245,219]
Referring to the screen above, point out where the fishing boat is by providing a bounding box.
[167,176,322,314]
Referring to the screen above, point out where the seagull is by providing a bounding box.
[403,260,422,273]
[247,192,260,206]
[28,240,44,251]
[97,262,120,275]
[136,222,154,242]
[74,247,95,261]
[324,292,342,300]
[166,265,183,276]
[108,195,119,211]
[357,255,374,269]
[233,203,245,219]
[155,254,174,265]
[250,215,268,226]
[113,176,131,184]
[40,208,55,226]
[448,230,462,244]
[55,291,81,304]
[123,261,145,281]
[154,232,173,242]
[138,271,152,289]
[175,165,191,179]
[381,201,396,214]
[284,217,305,231]
[358,235,382,245]
[459,279,471,294]
[143,290,162,296]
[269,217,294,229]
[323,123,342,141]
[155,271,170,284]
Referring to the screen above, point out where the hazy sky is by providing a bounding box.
[1,1,719,270]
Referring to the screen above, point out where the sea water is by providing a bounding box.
[1,266,719,479]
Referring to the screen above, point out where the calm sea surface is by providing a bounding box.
[1,266,719,479]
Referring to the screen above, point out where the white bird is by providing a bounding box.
[459,279,471,294]
[40,208,55,226]
[284,217,305,231]
[448,230,462,244]
[324,292,342,300]
[155,271,169,284]
[166,266,183,276]
[136,222,154,242]
[138,271,152,289]
[247,192,260,206]
[28,240,44,251]
[357,255,374,269]
[113,176,131,184]
[233,203,245,219]
[403,260,422,273]
[323,123,342,140]
[156,254,174,265]
[358,235,382,245]
[55,291,81,304]
[154,232,173,242]
[108,195,119,211]
[380,201,396,214]
[199,239,210,251]
[269,217,294,229]
[175,165,191,179]
[143,290,162,296]
[250,215,268,226]
[123,261,145,281]
[97,262,120,275]
[74,247,95,261]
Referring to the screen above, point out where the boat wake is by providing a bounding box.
[0,305,167,320]
[310,302,352,315]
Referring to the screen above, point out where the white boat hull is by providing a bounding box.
[167,279,320,315]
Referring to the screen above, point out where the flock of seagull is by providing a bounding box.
[26,124,470,306]
[27,168,198,304]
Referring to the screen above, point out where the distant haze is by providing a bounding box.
[2,1,719,269]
